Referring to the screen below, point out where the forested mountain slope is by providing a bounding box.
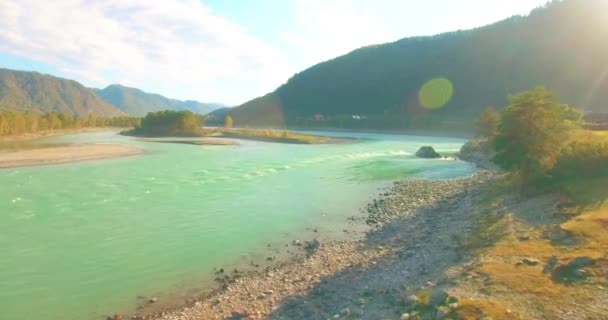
[0,68,123,117]
[94,84,224,117]
[227,0,608,132]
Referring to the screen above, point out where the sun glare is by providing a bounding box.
[418,77,453,109]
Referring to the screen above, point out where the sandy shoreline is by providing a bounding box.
[0,127,126,142]
[0,144,144,168]
[104,171,493,320]
[139,137,240,146]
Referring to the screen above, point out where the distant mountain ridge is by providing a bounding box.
[225,0,608,132]
[94,84,227,116]
[0,68,123,117]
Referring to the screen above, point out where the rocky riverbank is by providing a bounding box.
[118,171,494,320]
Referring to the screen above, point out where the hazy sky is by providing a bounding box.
[0,0,549,105]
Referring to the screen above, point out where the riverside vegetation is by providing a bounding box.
[107,87,607,320]
[0,110,140,139]
[213,0,608,132]
[124,110,347,144]
[0,111,143,167]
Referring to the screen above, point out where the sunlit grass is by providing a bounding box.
[567,128,608,143]
[456,299,519,320]
[561,208,608,259]
[200,127,338,144]
[479,241,564,296]
[453,174,608,318]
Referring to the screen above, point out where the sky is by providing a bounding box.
[0,0,549,105]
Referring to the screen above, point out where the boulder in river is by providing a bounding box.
[415,146,442,159]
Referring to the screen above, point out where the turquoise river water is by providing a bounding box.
[0,131,475,320]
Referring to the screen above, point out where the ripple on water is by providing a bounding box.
[14,213,36,220]
[0,131,474,320]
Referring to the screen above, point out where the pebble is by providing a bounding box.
[148,172,494,320]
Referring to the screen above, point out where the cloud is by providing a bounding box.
[0,0,553,105]
[0,0,291,104]
[281,0,400,69]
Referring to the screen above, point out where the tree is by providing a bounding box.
[559,104,583,123]
[493,87,576,184]
[86,115,97,127]
[9,112,26,134]
[0,110,139,137]
[47,113,61,130]
[224,115,233,128]
[474,106,500,140]
[0,113,6,136]
[137,110,201,136]
[24,112,39,133]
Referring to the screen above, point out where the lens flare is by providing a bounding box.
[418,78,453,109]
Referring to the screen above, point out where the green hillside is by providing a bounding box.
[225,0,608,132]
[0,68,123,117]
[94,84,225,116]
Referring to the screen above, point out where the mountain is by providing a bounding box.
[227,0,608,132]
[206,107,235,125]
[173,101,229,115]
[94,84,226,116]
[0,68,123,117]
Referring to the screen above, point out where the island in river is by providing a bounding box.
[0,125,348,169]
[122,110,351,144]
[124,127,352,145]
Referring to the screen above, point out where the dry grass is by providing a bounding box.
[480,259,564,297]
[488,237,556,260]
[200,128,342,144]
[451,178,608,318]
[456,299,518,320]
[561,208,608,260]
[447,130,608,318]
[481,209,607,283]
[567,129,608,142]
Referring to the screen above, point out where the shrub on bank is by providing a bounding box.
[131,110,204,136]
[552,137,608,181]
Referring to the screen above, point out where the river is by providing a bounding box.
[0,131,474,320]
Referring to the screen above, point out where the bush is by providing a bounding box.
[135,110,203,136]
[493,87,580,184]
[552,137,608,181]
